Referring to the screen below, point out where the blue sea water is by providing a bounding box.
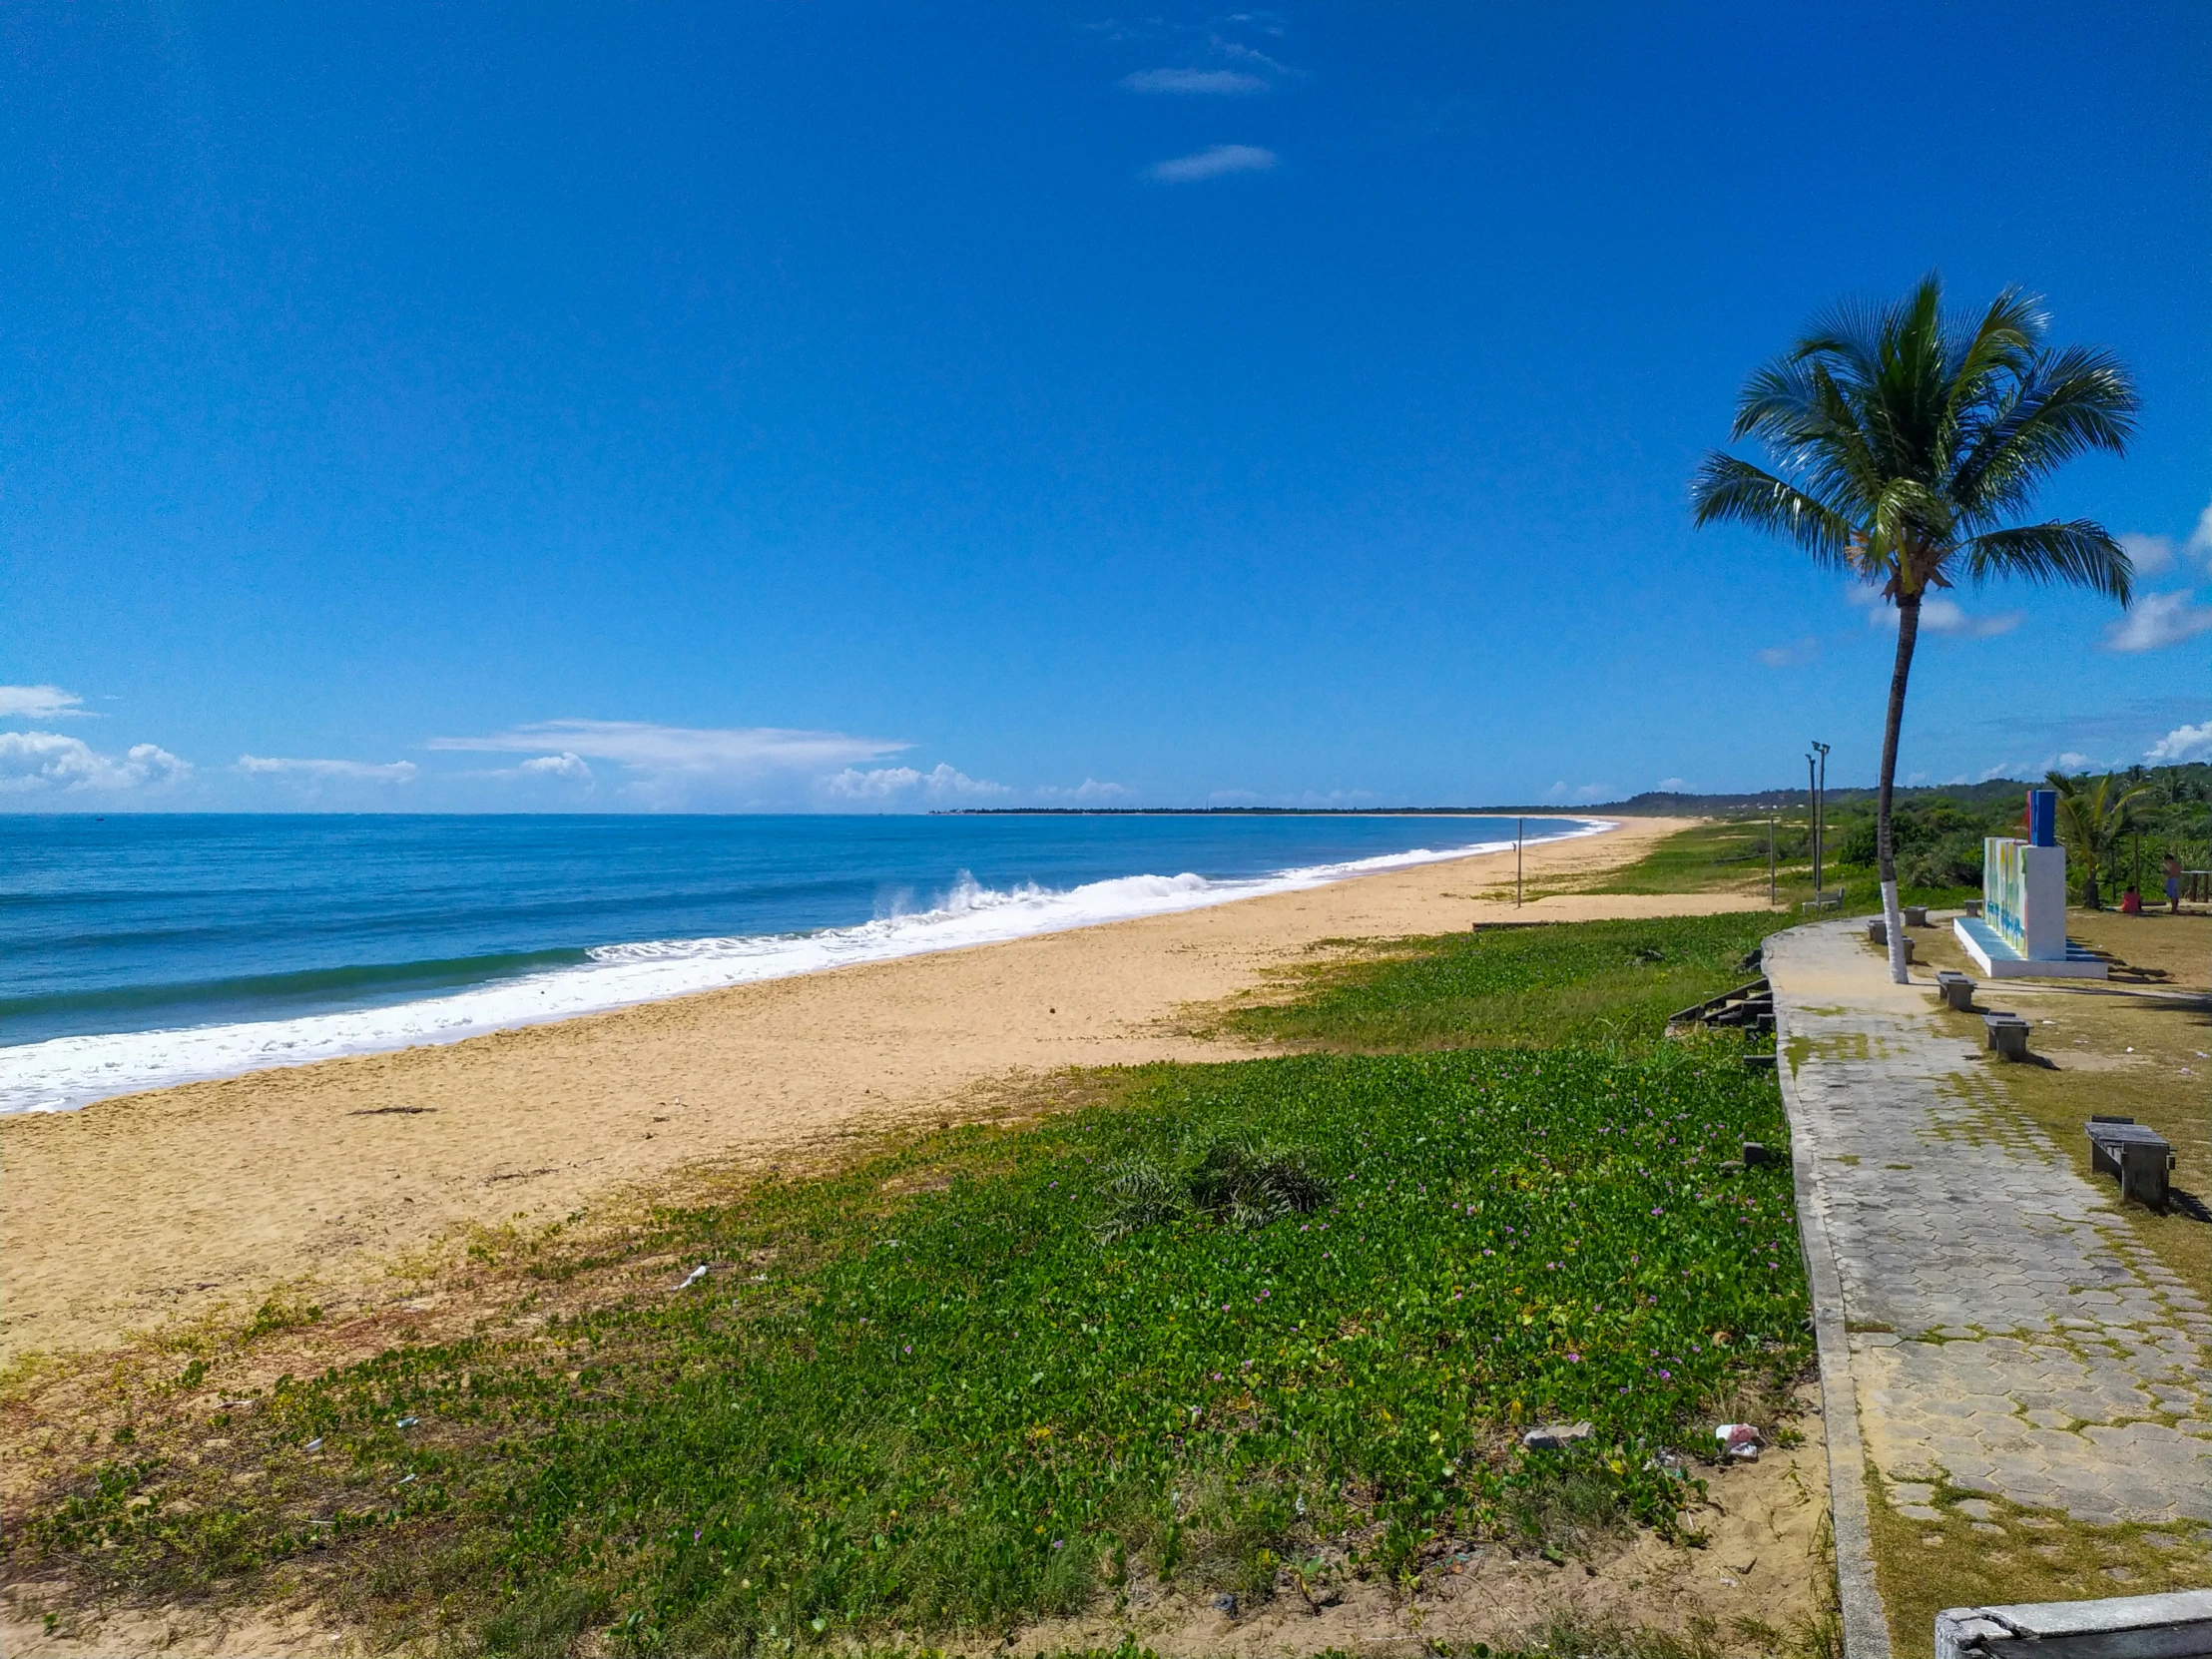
[1,813,1596,1111]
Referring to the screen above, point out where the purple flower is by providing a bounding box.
[1567,1352,1581,1363]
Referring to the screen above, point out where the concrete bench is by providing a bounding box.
[1935,969,1975,1011]
[1903,905,1930,927]
[1983,1012,2029,1061]
[1866,918,1917,960]
[2086,1117,2175,1212]
[1800,888,1844,913]
[1962,898,1982,917]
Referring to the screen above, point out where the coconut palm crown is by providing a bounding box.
[1690,273,2138,980]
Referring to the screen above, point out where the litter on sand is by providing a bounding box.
[677,1265,710,1290]
[1714,1422,1765,1461]
[303,1437,323,1451]
[394,1416,418,1428]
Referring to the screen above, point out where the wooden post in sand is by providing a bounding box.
[1516,818,1524,906]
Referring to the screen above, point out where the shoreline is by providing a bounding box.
[2,819,1609,1116]
[0,816,1764,1365]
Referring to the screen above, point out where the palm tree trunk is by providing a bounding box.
[1877,593,1921,984]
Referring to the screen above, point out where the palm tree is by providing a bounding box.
[2047,771,2150,907]
[1691,275,2137,981]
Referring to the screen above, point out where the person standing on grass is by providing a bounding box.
[2168,852,2186,914]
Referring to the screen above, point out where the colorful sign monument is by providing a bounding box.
[1953,788,2106,979]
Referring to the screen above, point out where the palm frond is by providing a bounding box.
[1958,521,2133,603]
[1689,454,1854,565]
[1950,345,2137,519]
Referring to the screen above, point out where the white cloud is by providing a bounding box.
[0,732,191,796]
[517,752,593,783]
[1147,144,1277,184]
[1121,67,1268,94]
[2050,752,2092,773]
[1036,778,1132,802]
[1921,597,2022,638]
[1543,781,1616,805]
[430,719,905,782]
[1655,778,1689,793]
[2147,720,2212,765]
[2120,532,2176,575]
[819,762,1011,803]
[0,685,91,720]
[1757,637,1819,668]
[1861,594,2019,638]
[2103,590,2212,652]
[2192,501,2212,560]
[236,755,419,782]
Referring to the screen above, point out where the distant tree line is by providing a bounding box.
[1823,762,2209,903]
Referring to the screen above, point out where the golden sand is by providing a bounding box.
[1,816,1766,1364]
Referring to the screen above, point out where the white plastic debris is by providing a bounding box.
[394,1416,418,1428]
[1714,1422,1764,1461]
[1522,1420,1594,1450]
[677,1265,709,1290]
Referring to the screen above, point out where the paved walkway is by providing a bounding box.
[1770,918,2212,1534]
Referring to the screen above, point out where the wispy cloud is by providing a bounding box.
[2119,532,2176,575]
[0,732,190,796]
[1211,35,1295,76]
[2103,590,2212,652]
[236,755,419,782]
[1655,778,1689,793]
[2118,499,2212,580]
[1858,593,2019,638]
[819,762,1010,803]
[1543,781,1616,805]
[1921,597,2021,638]
[1036,778,1131,802]
[0,685,91,720]
[516,752,593,783]
[1147,144,1277,184]
[430,719,906,782]
[2147,719,2212,765]
[1757,637,1819,668]
[1120,67,1268,94]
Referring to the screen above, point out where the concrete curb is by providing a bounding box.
[1769,923,1894,1659]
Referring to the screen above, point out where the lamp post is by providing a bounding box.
[1811,740,1831,900]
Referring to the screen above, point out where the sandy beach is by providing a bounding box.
[1,817,1763,1366]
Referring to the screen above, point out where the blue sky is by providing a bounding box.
[4,2,2207,813]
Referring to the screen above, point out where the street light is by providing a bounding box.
[1807,741,1831,902]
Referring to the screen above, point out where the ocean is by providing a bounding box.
[0,812,1599,1113]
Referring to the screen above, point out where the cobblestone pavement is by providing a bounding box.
[1769,919,2212,1531]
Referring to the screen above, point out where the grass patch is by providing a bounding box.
[9,1067,1808,1652]
[1228,913,1779,1054]
[1865,1475,2212,1658]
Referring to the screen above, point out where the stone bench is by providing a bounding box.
[1866,918,1917,960]
[1903,904,1930,926]
[1936,969,1975,1011]
[2086,1117,2175,1212]
[1983,1012,2029,1061]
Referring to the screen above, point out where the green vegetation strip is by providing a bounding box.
[1230,912,1774,1052]
[11,917,1810,1657]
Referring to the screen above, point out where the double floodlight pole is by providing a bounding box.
[1806,741,1831,899]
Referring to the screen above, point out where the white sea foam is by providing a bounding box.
[0,821,1612,1114]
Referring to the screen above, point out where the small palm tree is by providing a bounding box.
[2047,771,2151,907]
[1691,275,2137,980]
